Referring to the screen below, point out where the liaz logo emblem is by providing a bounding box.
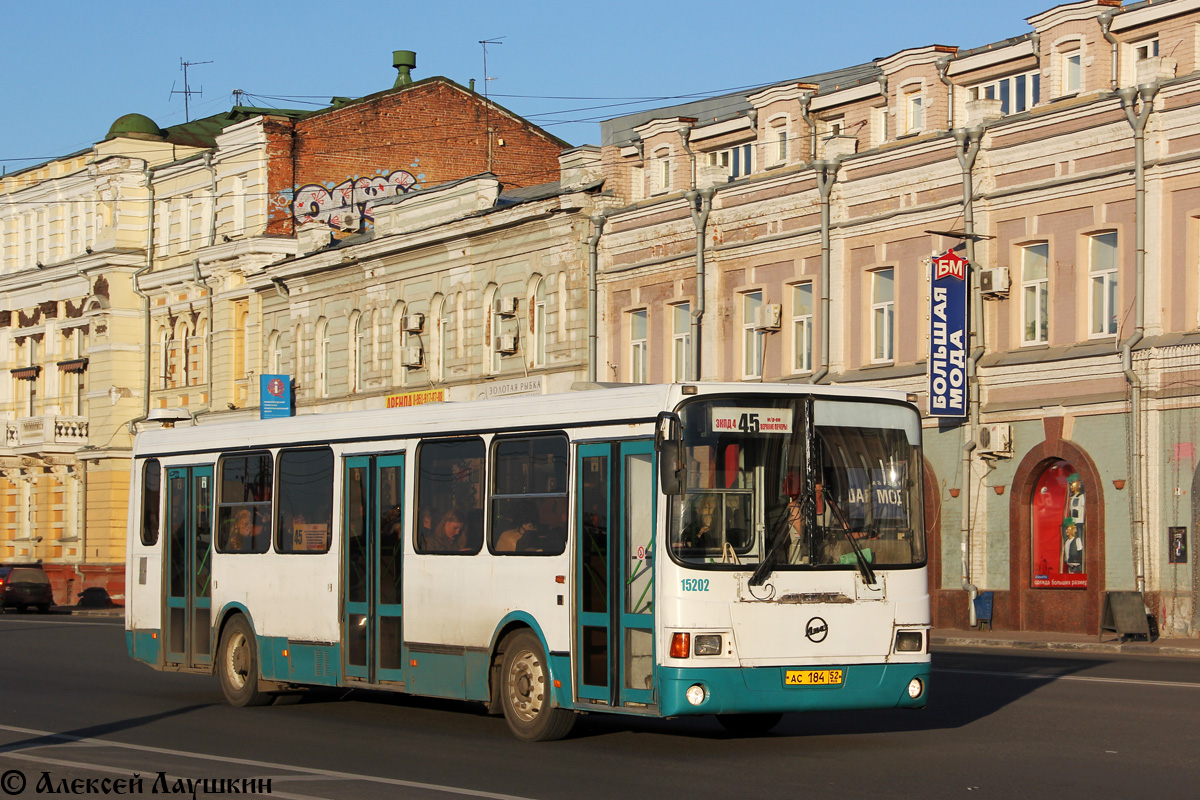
[805,617,829,643]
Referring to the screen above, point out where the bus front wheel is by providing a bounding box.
[218,615,272,707]
[499,631,575,742]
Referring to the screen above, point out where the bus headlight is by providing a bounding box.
[895,630,924,652]
[907,678,925,699]
[686,684,707,706]
[694,634,722,656]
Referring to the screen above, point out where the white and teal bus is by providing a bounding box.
[125,383,929,741]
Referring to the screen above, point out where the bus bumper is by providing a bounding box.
[656,662,930,717]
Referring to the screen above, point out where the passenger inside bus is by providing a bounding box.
[423,507,477,553]
[680,493,722,550]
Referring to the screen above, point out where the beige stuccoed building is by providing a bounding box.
[0,53,580,605]
[592,0,1200,635]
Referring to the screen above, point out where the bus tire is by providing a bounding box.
[716,712,783,735]
[218,615,272,707]
[499,630,575,742]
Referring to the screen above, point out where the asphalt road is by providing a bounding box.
[1,614,1198,799]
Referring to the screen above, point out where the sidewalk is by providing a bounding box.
[933,626,1200,659]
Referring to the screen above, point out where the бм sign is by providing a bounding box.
[928,251,968,418]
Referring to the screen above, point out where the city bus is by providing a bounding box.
[125,383,930,741]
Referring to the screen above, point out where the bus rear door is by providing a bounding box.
[575,441,656,710]
[163,466,213,669]
[343,455,406,684]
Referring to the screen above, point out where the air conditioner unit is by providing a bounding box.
[496,333,519,354]
[978,423,1013,458]
[403,313,425,333]
[336,207,361,232]
[399,346,424,368]
[498,296,519,316]
[980,267,1010,297]
[753,303,782,331]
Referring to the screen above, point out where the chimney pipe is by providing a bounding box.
[393,50,417,87]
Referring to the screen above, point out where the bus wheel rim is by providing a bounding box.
[507,648,544,723]
[227,632,249,690]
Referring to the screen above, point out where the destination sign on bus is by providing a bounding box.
[711,407,794,434]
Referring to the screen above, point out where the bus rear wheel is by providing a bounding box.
[218,615,272,707]
[500,631,575,742]
[717,712,783,735]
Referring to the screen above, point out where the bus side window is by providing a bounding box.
[275,448,334,554]
[141,459,161,546]
[490,435,568,555]
[416,438,485,555]
[216,452,274,554]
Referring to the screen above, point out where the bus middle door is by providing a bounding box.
[163,466,213,670]
[575,441,656,710]
[343,455,406,685]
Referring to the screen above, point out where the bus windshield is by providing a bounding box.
[667,396,925,570]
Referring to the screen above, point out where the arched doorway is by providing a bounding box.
[1009,438,1105,634]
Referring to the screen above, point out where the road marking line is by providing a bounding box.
[0,724,537,800]
[935,667,1200,688]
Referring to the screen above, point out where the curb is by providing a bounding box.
[933,635,1200,659]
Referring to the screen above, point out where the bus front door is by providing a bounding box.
[163,466,213,669]
[576,441,656,709]
[343,455,406,684]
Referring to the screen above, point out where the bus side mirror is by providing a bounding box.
[659,442,683,495]
[655,412,684,495]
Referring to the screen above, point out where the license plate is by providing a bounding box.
[784,669,844,686]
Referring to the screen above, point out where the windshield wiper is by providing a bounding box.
[748,512,792,587]
[822,488,877,586]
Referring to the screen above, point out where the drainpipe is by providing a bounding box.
[1119,82,1159,594]
[809,158,840,386]
[954,126,983,626]
[799,92,817,162]
[678,125,697,191]
[1100,13,1119,92]
[586,214,606,382]
[127,168,156,434]
[685,187,714,382]
[937,57,955,130]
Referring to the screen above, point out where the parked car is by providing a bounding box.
[0,565,53,613]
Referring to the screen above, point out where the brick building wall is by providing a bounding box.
[265,79,567,236]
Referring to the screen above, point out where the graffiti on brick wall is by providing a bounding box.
[289,169,419,229]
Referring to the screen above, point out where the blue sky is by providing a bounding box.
[3,0,1053,170]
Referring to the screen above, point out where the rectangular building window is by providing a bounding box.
[792,282,814,373]
[1063,51,1082,94]
[1022,243,1049,344]
[630,309,648,383]
[672,303,692,382]
[969,69,1041,115]
[490,436,568,555]
[216,452,273,554]
[743,291,764,378]
[275,448,333,554]
[905,91,924,134]
[416,438,484,555]
[1090,232,1119,336]
[872,269,895,362]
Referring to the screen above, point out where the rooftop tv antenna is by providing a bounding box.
[170,58,212,122]
[479,37,504,172]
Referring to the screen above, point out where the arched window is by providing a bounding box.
[196,318,208,385]
[430,293,444,382]
[483,283,499,374]
[441,292,456,380]
[267,331,282,376]
[158,325,170,390]
[530,277,547,368]
[176,320,191,388]
[315,317,330,398]
[352,310,371,393]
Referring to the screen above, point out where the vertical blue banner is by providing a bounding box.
[260,374,293,419]
[928,251,968,418]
